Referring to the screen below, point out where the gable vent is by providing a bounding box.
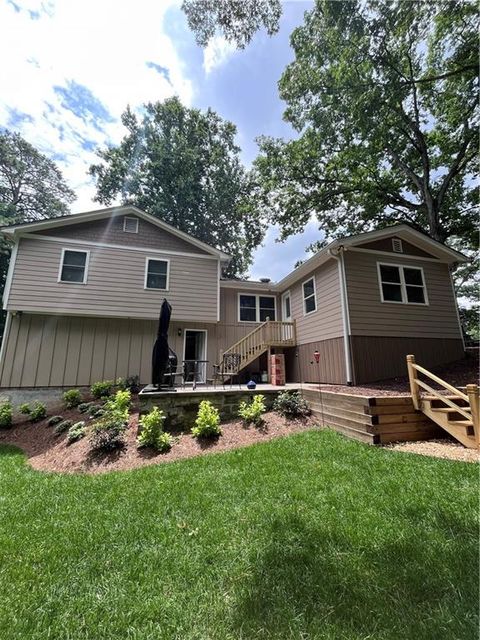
[392,238,403,253]
[123,216,139,233]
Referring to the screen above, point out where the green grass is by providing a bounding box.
[0,430,478,640]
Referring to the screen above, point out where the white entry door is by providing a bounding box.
[281,291,293,341]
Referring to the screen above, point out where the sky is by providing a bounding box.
[0,0,319,280]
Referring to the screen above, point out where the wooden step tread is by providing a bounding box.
[422,395,466,401]
[431,406,471,414]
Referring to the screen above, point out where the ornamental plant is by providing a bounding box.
[90,380,114,399]
[19,401,47,422]
[238,394,266,426]
[63,389,82,409]
[273,391,310,418]
[191,400,222,438]
[66,421,87,444]
[89,390,131,451]
[137,407,171,451]
[0,401,12,429]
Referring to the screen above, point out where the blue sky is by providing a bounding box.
[0,0,318,280]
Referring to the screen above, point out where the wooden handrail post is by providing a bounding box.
[466,384,480,448]
[406,354,421,410]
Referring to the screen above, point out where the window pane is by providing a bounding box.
[284,296,291,318]
[146,273,167,289]
[380,265,400,283]
[239,295,256,308]
[259,296,275,310]
[64,250,86,267]
[259,307,275,321]
[404,268,423,286]
[148,260,168,275]
[382,283,402,302]
[240,307,256,322]
[61,265,85,283]
[406,286,425,304]
[305,296,316,314]
[303,279,315,298]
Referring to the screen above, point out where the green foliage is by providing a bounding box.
[0,401,12,429]
[137,407,171,451]
[66,421,87,444]
[89,97,264,277]
[89,407,105,419]
[90,380,114,399]
[274,391,311,419]
[63,389,82,409]
[254,0,478,274]
[238,394,266,426]
[77,402,93,414]
[191,400,222,438]
[47,415,63,427]
[19,401,47,422]
[89,390,131,451]
[115,375,140,393]
[181,0,281,48]
[54,419,73,436]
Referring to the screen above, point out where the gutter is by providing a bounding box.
[328,246,353,385]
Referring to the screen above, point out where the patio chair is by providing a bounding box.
[212,353,242,389]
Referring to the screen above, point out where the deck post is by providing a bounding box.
[406,354,420,410]
[466,384,480,448]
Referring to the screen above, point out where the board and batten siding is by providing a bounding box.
[7,238,219,322]
[344,251,462,339]
[283,258,343,344]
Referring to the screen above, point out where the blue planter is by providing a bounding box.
[246,380,257,390]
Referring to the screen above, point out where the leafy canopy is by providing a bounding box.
[89,97,263,277]
[254,0,479,248]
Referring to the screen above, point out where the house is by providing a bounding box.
[0,206,467,388]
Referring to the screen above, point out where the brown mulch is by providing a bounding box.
[0,410,319,475]
[385,439,479,464]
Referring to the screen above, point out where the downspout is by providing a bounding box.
[328,246,353,385]
[449,263,466,352]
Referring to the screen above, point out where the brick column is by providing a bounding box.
[270,353,285,386]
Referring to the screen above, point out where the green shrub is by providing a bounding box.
[0,401,13,429]
[54,419,73,436]
[18,401,47,422]
[105,389,131,414]
[137,407,170,450]
[89,407,104,418]
[66,421,86,444]
[47,415,63,427]
[77,402,93,413]
[19,403,31,415]
[90,380,114,399]
[191,400,222,438]
[116,376,141,393]
[89,390,131,451]
[273,391,311,418]
[63,389,82,409]
[238,394,266,426]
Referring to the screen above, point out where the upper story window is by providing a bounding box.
[145,257,169,290]
[58,249,89,284]
[123,216,139,233]
[239,294,276,322]
[302,277,317,314]
[377,263,428,305]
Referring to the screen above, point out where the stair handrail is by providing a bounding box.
[222,321,268,358]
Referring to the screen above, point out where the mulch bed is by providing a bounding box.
[0,410,319,475]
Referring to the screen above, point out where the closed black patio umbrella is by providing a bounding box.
[151,298,176,389]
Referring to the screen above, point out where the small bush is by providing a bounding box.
[89,389,131,451]
[66,421,86,444]
[89,407,104,418]
[54,419,73,436]
[191,400,222,438]
[238,395,266,426]
[273,391,311,418]
[47,415,63,427]
[0,401,13,429]
[90,380,114,399]
[19,403,31,415]
[77,402,93,414]
[18,402,47,422]
[105,389,131,414]
[63,389,82,409]
[137,407,170,450]
[125,375,141,393]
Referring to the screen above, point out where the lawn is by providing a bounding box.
[0,430,477,640]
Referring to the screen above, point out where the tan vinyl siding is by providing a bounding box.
[32,215,210,254]
[219,287,279,348]
[356,237,436,259]
[8,238,218,322]
[344,251,461,339]
[283,258,343,344]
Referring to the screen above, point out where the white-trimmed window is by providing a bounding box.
[239,294,276,322]
[377,263,428,305]
[302,277,317,314]
[58,249,89,284]
[145,257,169,290]
[123,216,139,233]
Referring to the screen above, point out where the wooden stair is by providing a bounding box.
[220,320,296,376]
[407,355,479,449]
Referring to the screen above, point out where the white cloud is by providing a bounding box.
[203,35,236,74]
[0,0,193,212]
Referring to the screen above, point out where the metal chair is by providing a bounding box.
[212,353,242,389]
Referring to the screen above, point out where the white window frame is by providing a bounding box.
[238,293,276,323]
[302,277,317,316]
[123,216,139,233]
[144,256,170,291]
[281,290,292,321]
[58,248,90,285]
[377,262,429,306]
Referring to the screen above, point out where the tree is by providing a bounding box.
[181,0,282,48]
[89,97,264,277]
[0,130,76,331]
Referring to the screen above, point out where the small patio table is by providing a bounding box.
[182,360,209,390]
